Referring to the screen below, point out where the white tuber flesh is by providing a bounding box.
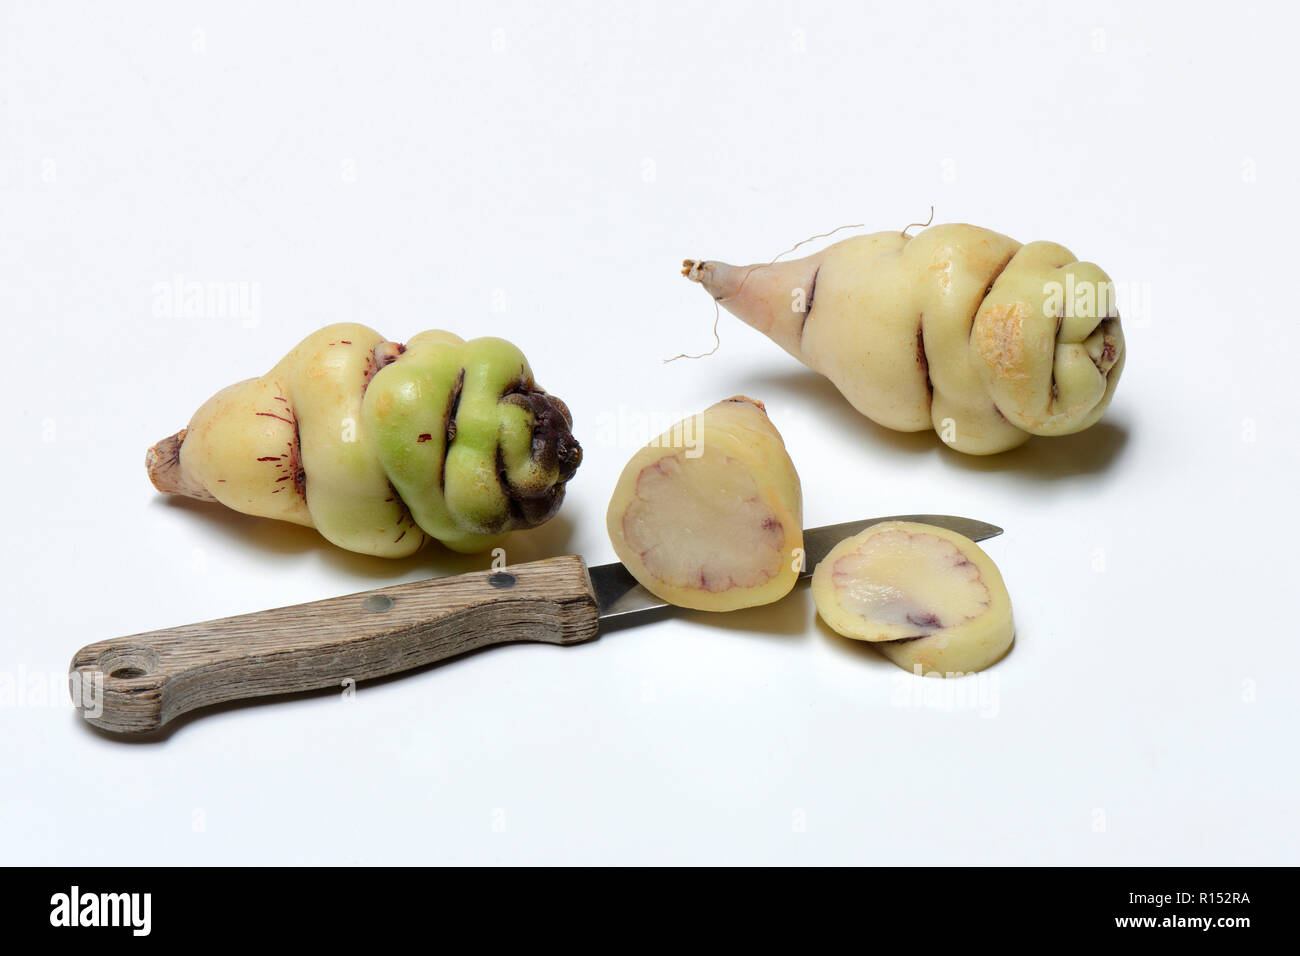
[606,397,802,612]
[811,520,1014,675]
[623,453,784,592]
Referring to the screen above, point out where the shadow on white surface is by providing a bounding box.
[736,368,1130,479]
[813,611,1017,673]
[812,613,898,670]
[153,495,581,580]
[944,424,1129,480]
[680,580,817,639]
[600,578,816,640]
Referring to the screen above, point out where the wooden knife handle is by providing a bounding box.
[68,555,599,735]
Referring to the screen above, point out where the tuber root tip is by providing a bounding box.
[146,429,217,502]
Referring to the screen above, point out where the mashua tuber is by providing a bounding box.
[147,323,581,556]
[811,521,1014,675]
[685,223,1125,455]
[606,397,802,612]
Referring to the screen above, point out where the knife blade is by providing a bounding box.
[590,514,1002,622]
[70,514,1000,734]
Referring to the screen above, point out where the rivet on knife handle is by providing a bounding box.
[67,555,599,735]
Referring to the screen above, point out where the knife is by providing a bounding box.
[69,514,1000,734]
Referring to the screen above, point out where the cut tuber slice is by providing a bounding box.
[606,396,803,612]
[811,520,1013,675]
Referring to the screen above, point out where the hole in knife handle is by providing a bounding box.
[363,595,394,613]
[97,647,160,681]
[488,572,516,589]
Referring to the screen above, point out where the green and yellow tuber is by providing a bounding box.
[606,396,803,612]
[146,323,581,556]
[684,223,1125,455]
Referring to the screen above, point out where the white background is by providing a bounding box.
[3,0,1297,865]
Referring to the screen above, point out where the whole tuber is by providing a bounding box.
[685,223,1125,455]
[146,323,581,556]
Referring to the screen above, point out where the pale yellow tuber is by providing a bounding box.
[811,521,1014,675]
[684,223,1125,454]
[606,397,802,612]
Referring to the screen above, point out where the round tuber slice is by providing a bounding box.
[811,521,1013,675]
[606,396,803,612]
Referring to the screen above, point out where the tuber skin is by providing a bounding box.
[811,520,1014,675]
[684,223,1126,455]
[146,323,581,556]
[605,396,803,612]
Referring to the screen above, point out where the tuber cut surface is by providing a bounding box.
[811,520,1013,675]
[606,397,802,612]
